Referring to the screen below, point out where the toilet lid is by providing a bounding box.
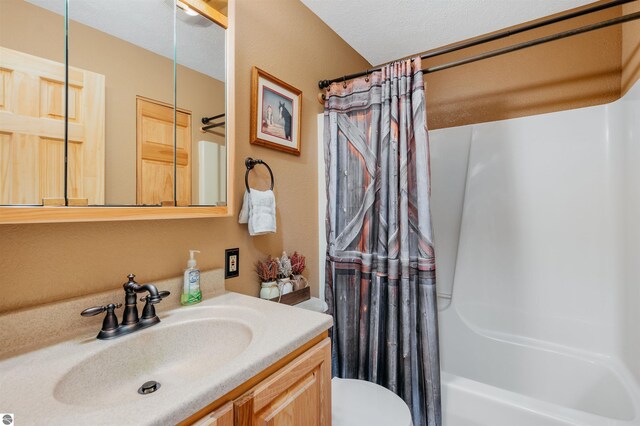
[294,297,328,313]
[332,378,413,426]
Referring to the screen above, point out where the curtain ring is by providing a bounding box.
[365,69,370,83]
[342,76,347,89]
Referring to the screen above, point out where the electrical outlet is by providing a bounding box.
[225,248,239,278]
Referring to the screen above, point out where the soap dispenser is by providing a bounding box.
[181,250,202,305]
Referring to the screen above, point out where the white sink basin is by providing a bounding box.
[54,317,252,409]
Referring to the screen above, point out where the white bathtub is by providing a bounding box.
[439,303,640,426]
[431,81,640,426]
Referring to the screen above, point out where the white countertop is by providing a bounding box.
[0,291,332,425]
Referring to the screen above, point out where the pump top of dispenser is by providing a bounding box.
[187,250,200,268]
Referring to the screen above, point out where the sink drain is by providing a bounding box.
[138,380,161,395]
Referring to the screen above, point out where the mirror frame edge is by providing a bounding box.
[0,0,235,225]
[182,0,228,29]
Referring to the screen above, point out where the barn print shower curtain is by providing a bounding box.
[323,58,441,426]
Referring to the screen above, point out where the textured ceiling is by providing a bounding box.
[300,0,596,66]
[26,0,226,81]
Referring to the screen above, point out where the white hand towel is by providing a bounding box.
[238,190,250,224]
[238,189,276,235]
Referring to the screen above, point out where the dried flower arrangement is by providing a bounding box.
[257,251,309,299]
[290,251,308,291]
[255,256,279,282]
[278,251,293,278]
[290,251,306,275]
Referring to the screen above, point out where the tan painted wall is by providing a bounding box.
[424,2,624,129]
[0,0,370,313]
[622,1,640,94]
[0,0,225,205]
[0,0,66,63]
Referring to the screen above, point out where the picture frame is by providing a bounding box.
[250,67,302,156]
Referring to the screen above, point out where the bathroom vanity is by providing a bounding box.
[0,270,333,425]
[185,336,331,426]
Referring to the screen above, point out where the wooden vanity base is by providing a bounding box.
[180,331,331,426]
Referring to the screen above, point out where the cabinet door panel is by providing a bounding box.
[235,338,331,426]
[257,370,320,426]
[192,401,233,426]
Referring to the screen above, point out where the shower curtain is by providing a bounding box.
[324,57,441,426]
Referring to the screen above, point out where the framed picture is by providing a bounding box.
[250,67,302,156]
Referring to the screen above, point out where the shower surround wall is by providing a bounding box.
[621,81,640,387]
[430,81,640,425]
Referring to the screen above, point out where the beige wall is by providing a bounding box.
[176,66,226,205]
[0,0,370,313]
[0,0,225,205]
[424,2,624,129]
[0,0,65,63]
[622,1,640,94]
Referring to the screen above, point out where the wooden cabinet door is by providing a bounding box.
[136,96,191,206]
[0,46,105,205]
[235,338,331,426]
[192,402,234,426]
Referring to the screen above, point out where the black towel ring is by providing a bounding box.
[245,157,274,192]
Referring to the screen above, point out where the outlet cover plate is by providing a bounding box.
[225,248,239,279]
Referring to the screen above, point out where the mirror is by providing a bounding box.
[176,1,227,206]
[0,0,228,208]
[0,0,67,206]
[67,0,176,206]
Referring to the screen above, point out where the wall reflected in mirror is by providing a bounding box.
[66,0,176,206]
[0,0,227,207]
[0,0,67,206]
[176,0,227,206]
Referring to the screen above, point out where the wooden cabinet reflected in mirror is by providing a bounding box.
[0,0,233,222]
[136,97,192,207]
[0,45,106,206]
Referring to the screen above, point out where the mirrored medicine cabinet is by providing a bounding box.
[0,0,235,223]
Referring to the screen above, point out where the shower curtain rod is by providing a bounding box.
[424,11,640,74]
[318,0,637,89]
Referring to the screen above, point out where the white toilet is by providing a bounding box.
[295,298,414,426]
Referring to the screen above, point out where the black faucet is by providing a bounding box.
[81,274,170,340]
[122,274,162,325]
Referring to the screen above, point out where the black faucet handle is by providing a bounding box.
[140,291,169,320]
[140,290,171,303]
[81,306,105,317]
[81,303,122,337]
[81,303,122,317]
